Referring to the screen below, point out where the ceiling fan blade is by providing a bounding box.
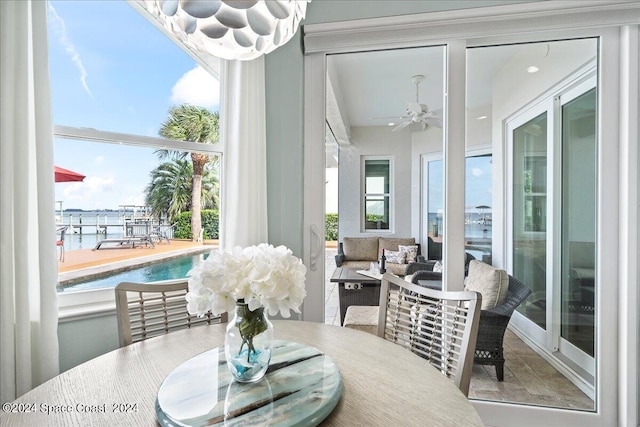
[392,121,413,132]
[371,115,409,120]
[424,117,443,128]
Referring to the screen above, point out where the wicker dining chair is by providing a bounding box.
[378,273,481,397]
[115,279,227,347]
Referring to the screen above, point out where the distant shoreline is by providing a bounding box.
[62,208,118,212]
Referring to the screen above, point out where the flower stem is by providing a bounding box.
[236,303,268,363]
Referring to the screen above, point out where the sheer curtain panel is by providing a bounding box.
[0,0,60,404]
[219,57,268,248]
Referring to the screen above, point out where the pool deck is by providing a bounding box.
[58,240,217,284]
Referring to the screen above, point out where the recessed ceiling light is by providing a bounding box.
[388,122,395,127]
[476,116,487,120]
[527,65,540,73]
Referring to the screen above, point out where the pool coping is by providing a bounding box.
[57,245,216,287]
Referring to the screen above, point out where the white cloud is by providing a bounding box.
[122,194,146,206]
[63,176,114,201]
[48,4,93,98]
[471,168,484,177]
[170,66,220,109]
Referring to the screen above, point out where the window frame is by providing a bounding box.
[55,126,223,321]
[361,156,393,233]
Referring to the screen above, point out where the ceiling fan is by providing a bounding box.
[375,74,443,132]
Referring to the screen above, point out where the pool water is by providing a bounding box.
[58,253,208,293]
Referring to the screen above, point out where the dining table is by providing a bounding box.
[0,321,484,426]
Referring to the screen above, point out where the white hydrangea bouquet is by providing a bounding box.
[186,244,307,381]
[186,243,307,318]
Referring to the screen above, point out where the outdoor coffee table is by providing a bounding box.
[330,267,382,325]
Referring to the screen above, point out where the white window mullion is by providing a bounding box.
[442,40,466,291]
[54,125,223,154]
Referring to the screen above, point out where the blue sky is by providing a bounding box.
[49,0,219,210]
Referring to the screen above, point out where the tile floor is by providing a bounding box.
[323,247,594,410]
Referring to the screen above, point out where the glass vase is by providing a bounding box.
[225,301,274,383]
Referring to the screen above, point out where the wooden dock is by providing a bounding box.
[56,220,173,237]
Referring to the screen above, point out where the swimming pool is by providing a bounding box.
[57,252,208,293]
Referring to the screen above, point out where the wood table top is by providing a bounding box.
[2,321,484,427]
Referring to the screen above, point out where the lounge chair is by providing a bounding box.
[93,235,155,250]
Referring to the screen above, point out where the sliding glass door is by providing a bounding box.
[507,62,597,387]
[512,109,549,336]
[559,84,597,360]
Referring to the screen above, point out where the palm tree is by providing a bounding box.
[158,104,219,241]
[145,159,220,222]
[145,159,192,220]
[202,155,221,211]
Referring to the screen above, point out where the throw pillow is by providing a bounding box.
[464,260,509,310]
[398,245,419,263]
[343,237,379,261]
[433,260,444,273]
[384,249,406,264]
[379,238,416,257]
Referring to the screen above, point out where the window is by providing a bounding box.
[363,158,391,231]
[49,1,222,316]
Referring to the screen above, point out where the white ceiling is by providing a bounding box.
[327,44,520,129]
[324,39,596,168]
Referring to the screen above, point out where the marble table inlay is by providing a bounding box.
[156,340,343,426]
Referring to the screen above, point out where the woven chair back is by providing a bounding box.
[378,273,481,396]
[115,279,226,347]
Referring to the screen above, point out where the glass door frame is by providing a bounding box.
[303,4,637,423]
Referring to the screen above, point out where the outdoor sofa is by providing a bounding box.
[334,236,424,276]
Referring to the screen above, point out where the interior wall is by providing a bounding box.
[467,105,493,148]
[264,31,305,257]
[338,126,413,239]
[58,314,119,373]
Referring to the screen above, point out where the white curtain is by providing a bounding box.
[0,0,60,403]
[219,57,268,248]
